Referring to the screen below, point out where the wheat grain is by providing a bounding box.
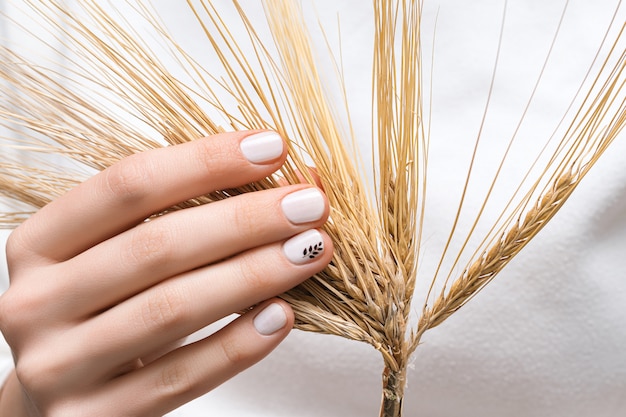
[418,171,578,333]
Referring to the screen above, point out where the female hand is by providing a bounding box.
[0,130,332,416]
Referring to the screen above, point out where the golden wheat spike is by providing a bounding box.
[413,17,626,354]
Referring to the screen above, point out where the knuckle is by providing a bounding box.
[217,330,266,370]
[0,266,66,341]
[5,225,36,267]
[229,194,275,239]
[218,333,248,368]
[14,357,39,392]
[15,350,56,395]
[155,360,195,399]
[16,347,91,410]
[194,139,237,176]
[101,154,153,204]
[125,224,175,267]
[235,253,275,293]
[0,291,18,332]
[4,229,23,264]
[0,285,40,336]
[139,285,188,333]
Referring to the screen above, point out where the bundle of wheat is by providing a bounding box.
[1,1,624,415]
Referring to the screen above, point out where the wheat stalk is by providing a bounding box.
[1,1,625,415]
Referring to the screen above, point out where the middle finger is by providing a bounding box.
[52,184,328,318]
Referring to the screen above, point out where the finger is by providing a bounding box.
[48,185,328,318]
[10,130,286,264]
[70,229,332,380]
[92,300,293,416]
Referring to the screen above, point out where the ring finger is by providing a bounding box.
[67,228,332,381]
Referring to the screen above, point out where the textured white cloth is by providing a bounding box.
[1,1,625,416]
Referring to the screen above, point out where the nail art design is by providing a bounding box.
[283,229,325,265]
[303,241,324,259]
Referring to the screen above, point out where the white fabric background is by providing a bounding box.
[1,1,626,416]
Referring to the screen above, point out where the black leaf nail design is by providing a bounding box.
[303,241,324,259]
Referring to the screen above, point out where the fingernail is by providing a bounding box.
[253,303,287,335]
[283,229,325,265]
[240,131,284,164]
[281,188,325,224]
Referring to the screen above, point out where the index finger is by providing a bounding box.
[9,130,286,264]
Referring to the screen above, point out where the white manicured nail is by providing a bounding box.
[281,188,325,224]
[283,229,324,265]
[253,303,287,336]
[240,131,284,164]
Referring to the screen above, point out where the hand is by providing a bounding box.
[0,130,332,416]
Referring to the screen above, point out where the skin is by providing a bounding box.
[0,130,333,416]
